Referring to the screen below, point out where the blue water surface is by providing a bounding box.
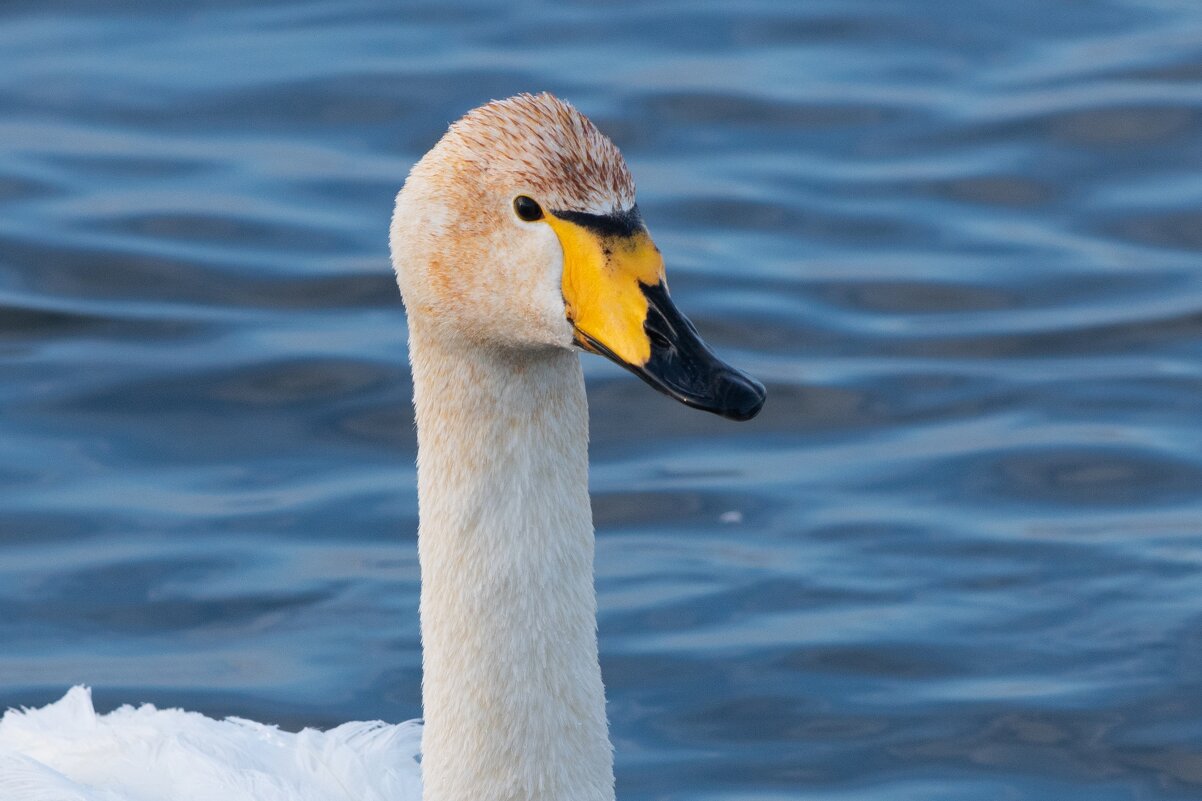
[3,1,1202,799]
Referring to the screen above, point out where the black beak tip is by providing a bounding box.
[583,281,767,422]
[714,370,767,421]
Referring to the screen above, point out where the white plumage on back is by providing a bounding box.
[0,687,422,801]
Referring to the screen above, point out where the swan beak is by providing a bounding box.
[548,209,766,421]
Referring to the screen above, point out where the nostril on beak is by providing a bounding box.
[648,329,672,350]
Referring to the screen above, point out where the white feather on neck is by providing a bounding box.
[408,316,614,801]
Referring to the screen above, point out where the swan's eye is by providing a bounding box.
[513,196,544,222]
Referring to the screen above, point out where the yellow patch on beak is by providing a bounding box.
[545,213,665,366]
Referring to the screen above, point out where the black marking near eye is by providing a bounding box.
[553,206,644,239]
[514,195,544,221]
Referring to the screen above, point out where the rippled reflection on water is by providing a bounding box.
[3,1,1202,799]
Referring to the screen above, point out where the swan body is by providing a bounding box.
[0,687,421,801]
[0,94,764,801]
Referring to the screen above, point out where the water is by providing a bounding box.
[2,0,1202,798]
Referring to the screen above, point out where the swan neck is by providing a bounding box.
[409,321,614,801]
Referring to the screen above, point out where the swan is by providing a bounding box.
[0,93,765,801]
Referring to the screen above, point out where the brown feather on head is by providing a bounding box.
[439,93,636,215]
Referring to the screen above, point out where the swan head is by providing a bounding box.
[390,93,765,421]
